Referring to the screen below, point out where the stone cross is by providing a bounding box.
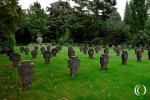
[51,48,57,57]
[68,56,80,77]
[79,45,84,52]
[31,49,37,58]
[43,51,51,64]
[12,53,21,68]
[24,47,29,55]
[94,46,100,53]
[116,46,121,56]
[40,47,45,54]
[136,49,142,61]
[104,47,109,54]
[20,47,24,53]
[83,46,88,54]
[68,49,75,59]
[18,60,34,88]
[88,48,94,58]
[100,53,109,70]
[121,51,128,65]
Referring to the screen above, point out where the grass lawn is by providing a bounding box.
[0,46,150,100]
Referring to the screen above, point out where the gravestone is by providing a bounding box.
[31,49,37,58]
[79,45,84,52]
[24,47,29,55]
[51,48,57,57]
[68,49,75,59]
[104,47,109,54]
[68,56,80,77]
[136,49,142,61]
[18,60,34,88]
[40,47,45,54]
[43,51,51,64]
[83,46,88,54]
[20,47,24,53]
[121,51,128,65]
[100,53,109,70]
[116,46,121,56]
[88,48,94,58]
[36,36,43,45]
[134,46,137,54]
[68,45,73,51]
[94,46,100,53]
[12,53,21,68]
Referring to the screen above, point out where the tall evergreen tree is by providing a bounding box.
[124,1,131,25]
[130,0,149,32]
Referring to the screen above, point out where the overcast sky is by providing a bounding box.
[19,0,130,18]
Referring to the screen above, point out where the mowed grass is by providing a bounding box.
[0,46,150,100]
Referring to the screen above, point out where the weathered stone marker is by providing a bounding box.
[100,53,109,70]
[83,46,88,54]
[121,51,128,65]
[79,45,84,52]
[116,46,121,56]
[43,51,51,64]
[31,49,37,58]
[104,47,109,54]
[12,53,21,68]
[68,49,75,59]
[36,36,43,45]
[24,47,29,55]
[88,48,94,58]
[51,48,57,57]
[136,49,142,61]
[94,46,100,53]
[18,60,34,88]
[68,56,80,77]
[40,47,45,54]
[20,47,24,53]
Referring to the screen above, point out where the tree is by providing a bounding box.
[0,0,22,51]
[130,0,149,32]
[27,1,49,42]
[47,0,72,42]
[104,10,125,44]
[124,1,131,25]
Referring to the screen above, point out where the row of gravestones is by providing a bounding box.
[4,45,150,87]
[5,45,62,88]
[66,44,150,76]
[20,45,62,64]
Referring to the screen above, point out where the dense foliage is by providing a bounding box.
[0,0,22,52]
[1,0,150,50]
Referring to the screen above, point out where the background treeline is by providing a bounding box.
[0,0,150,51]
